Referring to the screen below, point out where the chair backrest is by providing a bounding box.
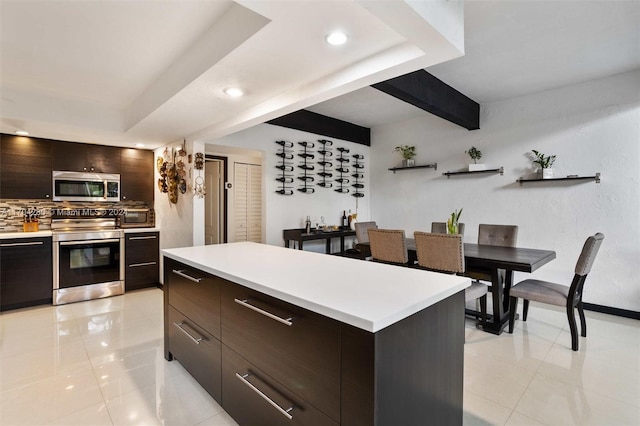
[367,229,408,264]
[431,222,465,236]
[575,233,604,276]
[478,224,518,247]
[355,221,377,243]
[414,232,465,273]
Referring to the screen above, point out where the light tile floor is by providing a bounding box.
[0,288,638,425]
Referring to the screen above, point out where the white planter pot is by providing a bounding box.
[468,164,487,171]
[541,168,554,179]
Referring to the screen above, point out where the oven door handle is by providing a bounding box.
[59,238,121,246]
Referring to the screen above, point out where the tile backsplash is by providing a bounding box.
[0,199,151,232]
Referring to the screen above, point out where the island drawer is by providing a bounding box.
[220,281,341,422]
[165,258,221,339]
[221,345,339,426]
[168,305,222,402]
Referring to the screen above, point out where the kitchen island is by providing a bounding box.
[163,242,470,426]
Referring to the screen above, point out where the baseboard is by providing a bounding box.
[583,303,640,320]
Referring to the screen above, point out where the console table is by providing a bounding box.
[283,227,356,254]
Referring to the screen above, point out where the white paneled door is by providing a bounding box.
[234,163,262,243]
[205,158,224,245]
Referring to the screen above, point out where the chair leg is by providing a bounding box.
[567,304,579,351]
[479,295,487,329]
[578,301,587,337]
[522,299,529,321]
[508,296,518,333]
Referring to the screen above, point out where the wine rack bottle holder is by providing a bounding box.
[335,147,350,194]
[297,141,315,194]
[275,140,294,195]
[352,154,365,198]
[317,139,333,188]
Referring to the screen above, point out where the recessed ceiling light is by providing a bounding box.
[16,130,29,136]
[224,87,244,97]
[135,143,145,148]
[325,31,348,46]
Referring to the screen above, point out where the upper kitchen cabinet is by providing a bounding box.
[0,134,52,199]
[52,141,121,173]
[121,148,154,201]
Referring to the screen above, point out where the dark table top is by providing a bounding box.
[283,227,356,241]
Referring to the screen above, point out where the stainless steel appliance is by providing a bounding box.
[52,171,120,202]
[52,209,124,305]
[118,208,155,228]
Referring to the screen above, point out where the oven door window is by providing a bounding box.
[58,241,120,288]
[55,180,105,198]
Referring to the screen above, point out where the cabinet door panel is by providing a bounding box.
[166,258,221,339]
[168,306,221,402]
[88,145,120,173]
[0,237,52,310]
[0,134,52,199]
[222,345,338,426]
[125,233,159,290]
[120,148,153,201]
[221,281,340,421]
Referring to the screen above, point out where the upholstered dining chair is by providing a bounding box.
[467,224,519,311]
[508,233,604,351]
[353,221,377,259]
[414,232,487,327]
[431,222,465,236]
[367,229,409,266]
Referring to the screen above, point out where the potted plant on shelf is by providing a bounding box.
[447,208,463,235]
[394,145,416,167]
[465,146,485,171]
[531,149,556,179]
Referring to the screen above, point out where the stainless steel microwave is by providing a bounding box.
[118,208,155,228]
[52,171,120,202]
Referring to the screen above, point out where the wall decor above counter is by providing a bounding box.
[274,138,366,198]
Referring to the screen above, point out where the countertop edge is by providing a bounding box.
[163,245,470,333]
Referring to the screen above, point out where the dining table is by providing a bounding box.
[357,239,556,335]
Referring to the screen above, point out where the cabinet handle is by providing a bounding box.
[129,261,157,268]
[60,238,120,246]
[236,373,295,420]
[129,236,157,240]
[234,299,293,326]
[172,269,202,283]
[0,241,44,247]
[173,321,203,345]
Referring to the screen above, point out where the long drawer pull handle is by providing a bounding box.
[60,238,120,246]
[129,236,157,240]
[129,261,157,268]
[236,373,294,420]
[173,321,203,345]
[172,269,202,283]
[0,241,44,247]
[234,299,293,326]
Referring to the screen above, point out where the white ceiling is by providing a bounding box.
[1,0,638,147]
[309,0,640,128]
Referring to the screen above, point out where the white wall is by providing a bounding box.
[202,124,371,252]
[370,70,640,311]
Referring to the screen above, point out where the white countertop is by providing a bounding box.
[0,231,53,239]
[163,242,470,333]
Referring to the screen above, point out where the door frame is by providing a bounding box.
[205,155,228,244]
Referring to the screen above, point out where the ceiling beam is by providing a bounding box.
[267,110,370,146]
[372,70,480,130]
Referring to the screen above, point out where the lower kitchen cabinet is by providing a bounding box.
[124,232,159,291]
[167,305,222,401]
[221,344,338,426]
[0,237,52,311]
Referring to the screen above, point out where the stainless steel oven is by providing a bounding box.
[118,208,154,228]
[52,211,124,305]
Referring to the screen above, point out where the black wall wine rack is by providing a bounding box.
[297,141,315,194]
[335,147,350,194]
[275,140,294,195]
[352,154,365,198]
[317,139,333,188]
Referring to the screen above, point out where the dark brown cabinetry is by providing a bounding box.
[0,134,52,199]
[124,232,159,291]
[52,141,121,173]
[0,237,52,311]
[121,148,154,201]
[164,258,222,401]
[163,256,464,426]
